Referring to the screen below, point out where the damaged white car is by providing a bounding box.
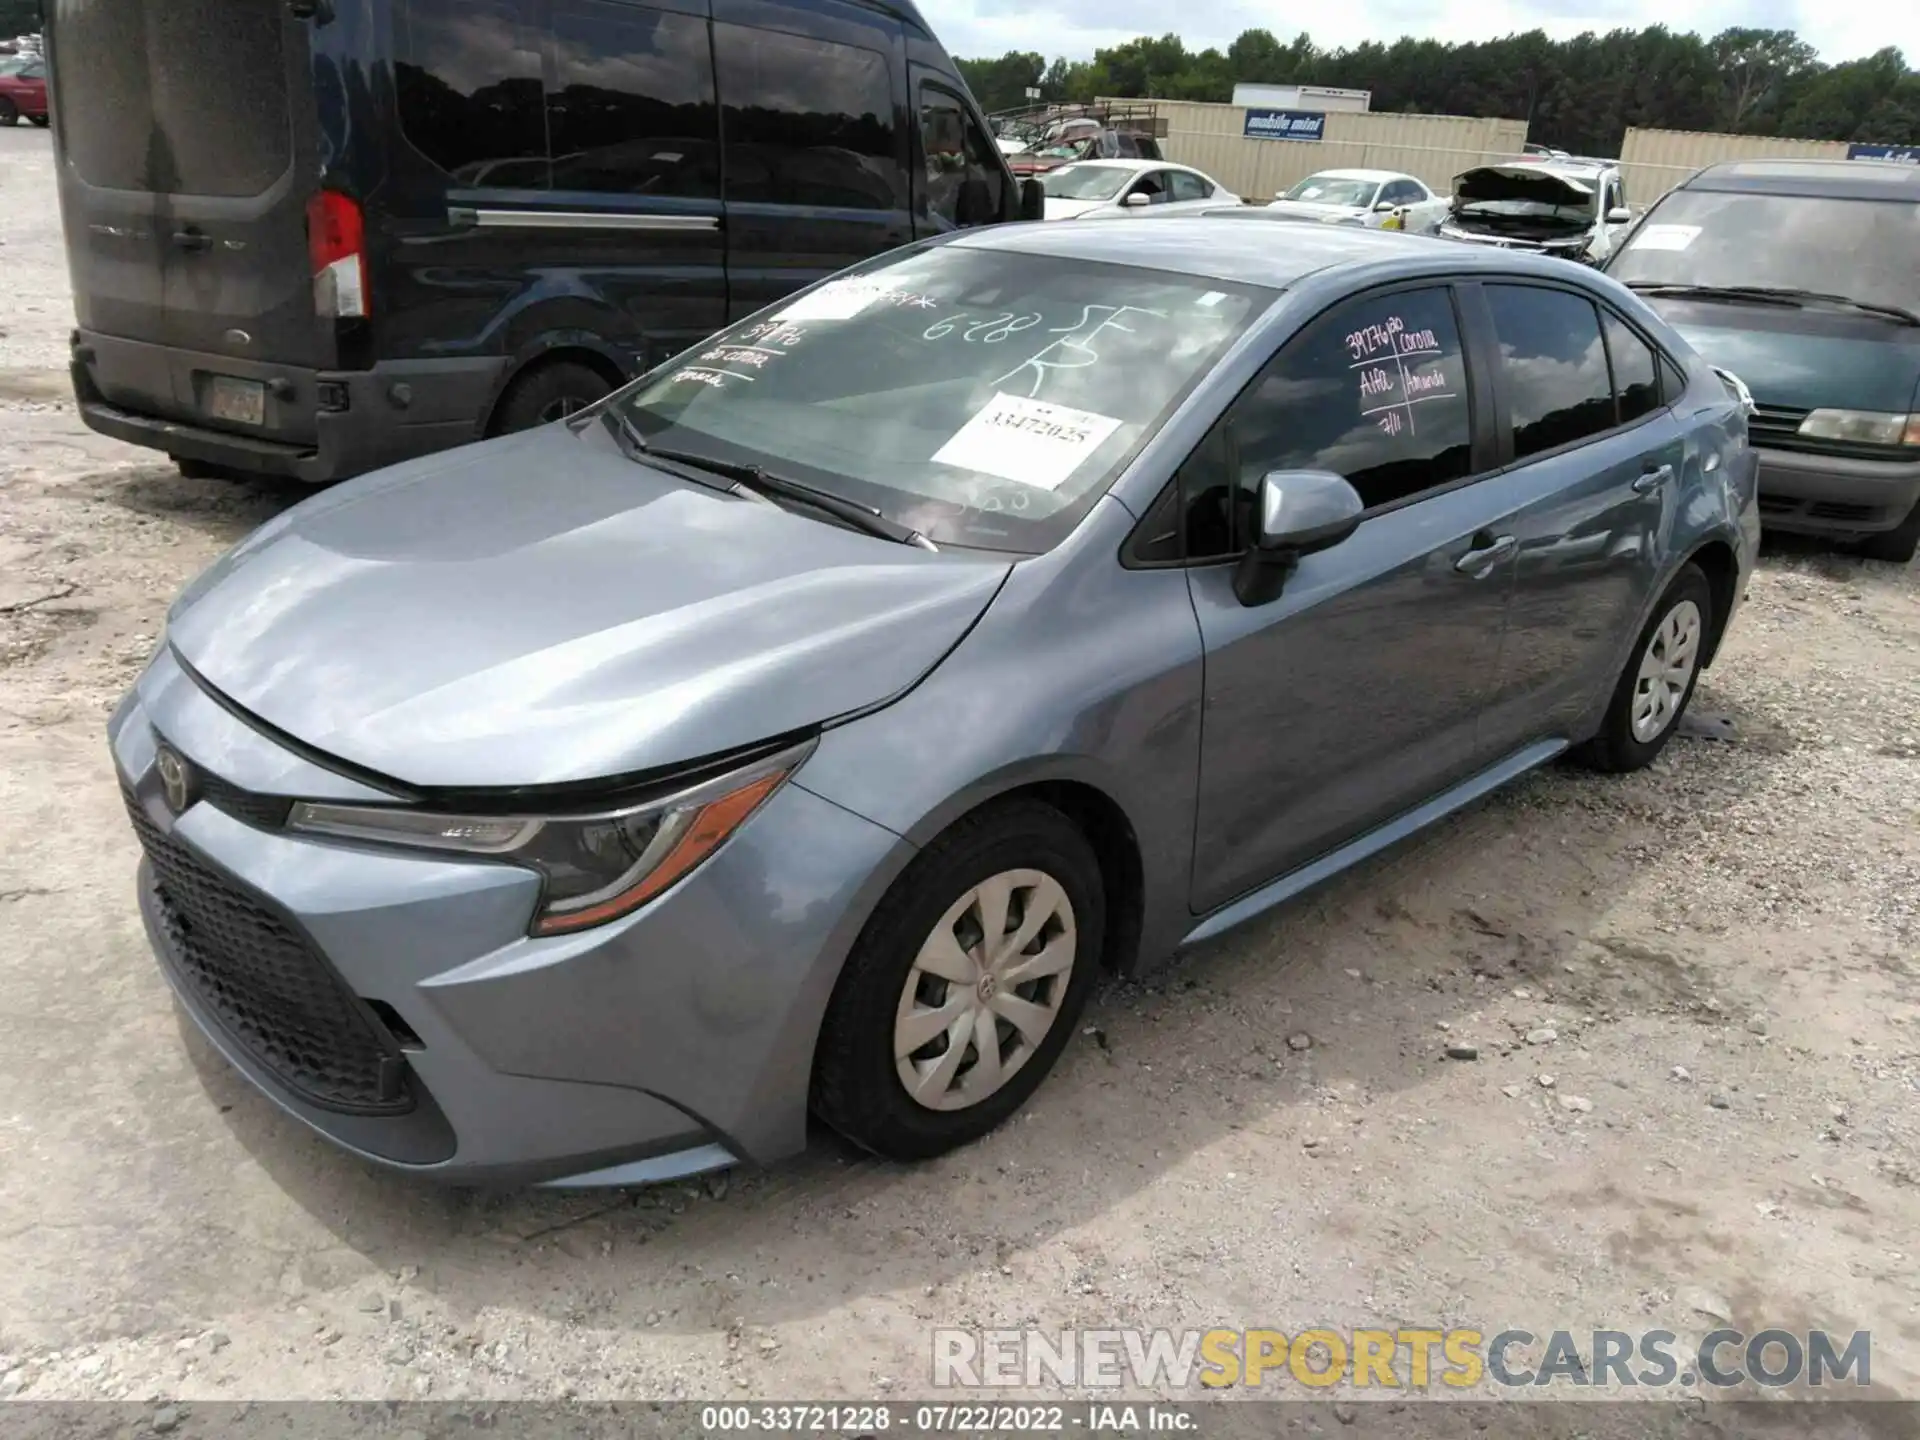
[1438,157,1634,265]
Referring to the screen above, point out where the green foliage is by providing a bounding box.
[957,27,1920,154]
[0,0,40,40]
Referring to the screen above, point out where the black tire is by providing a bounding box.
[812,799,1106,1161]
[492,360,613,435]
[1857,498,1920,565]
[173,456,254,482]
[1573,562,1714,773]
[0,99,18,127]
[30,114,49,128]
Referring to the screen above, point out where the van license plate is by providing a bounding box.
[207,375,265,426]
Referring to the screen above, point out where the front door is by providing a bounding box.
[911,72,1007,239]
[1185,282,1521,913]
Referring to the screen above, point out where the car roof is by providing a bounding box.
[1300,168,1405,183]
[955,214,1592,290]
[1059,158,1180,173]
[1683,157,1920,200]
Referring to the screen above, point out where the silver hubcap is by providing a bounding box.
[894,869,1076,1112]
[539,395,593,423]
[1631,598,1702,742]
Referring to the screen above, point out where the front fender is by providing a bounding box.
[796,499,1206,973]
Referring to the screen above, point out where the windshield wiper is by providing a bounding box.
[642,442,938,552]
[1626,283,1920,325]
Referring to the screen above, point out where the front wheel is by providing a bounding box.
[29,114,49,128]
[1573,562,1713,773]
[812,799,1105,1160]
[1858,497,1920,565]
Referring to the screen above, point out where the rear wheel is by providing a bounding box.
[0,99,18,127]
[1858,498,1920,565]
[30,114,49,128]
[812,799,1105,1161]
[492,360,614,435]
[1573,562,1713,773]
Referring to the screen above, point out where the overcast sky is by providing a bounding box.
[932,0,1920,69]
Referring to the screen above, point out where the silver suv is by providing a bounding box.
[1441,156,1634,264]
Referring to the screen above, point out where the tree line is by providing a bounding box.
[955,28,1920,157]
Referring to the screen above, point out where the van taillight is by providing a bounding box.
[307,190,368,320]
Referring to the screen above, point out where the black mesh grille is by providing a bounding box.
[125,789,412,1115]
[197,773,293,831]
[1749,403,1809,446]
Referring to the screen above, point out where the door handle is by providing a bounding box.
[170,229,212,252]
[1632,463,1675,494]
[1454,533,1517,577]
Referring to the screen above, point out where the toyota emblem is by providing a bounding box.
[155,746,195,815]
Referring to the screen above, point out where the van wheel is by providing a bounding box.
[30,115,49,128]
[1858,498,1920,565]
[493,360,614,435]
[1572,562,1712,774]
[812,799,1104,1161]
[0,99,18,126]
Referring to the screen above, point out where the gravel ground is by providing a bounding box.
[2,124,1918,1409]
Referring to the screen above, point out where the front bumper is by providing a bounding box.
[109,648,908,1185]
[1754,445,1920,538]
[71,329,507,485]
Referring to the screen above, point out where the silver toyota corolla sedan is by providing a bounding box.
[111,218,1760,1187]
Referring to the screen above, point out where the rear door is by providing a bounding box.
[713,0,912,320]
[49,0,322,431]
[1466,282,1679,750]
[541,0,730,363]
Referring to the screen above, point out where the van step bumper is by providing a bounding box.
[70,334,508,484]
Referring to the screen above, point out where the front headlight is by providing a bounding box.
[1797,409,1920,447]
[288,740,812,935]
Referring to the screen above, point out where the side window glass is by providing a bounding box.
[1179,286,1474,558]
[1601,310,1662,425]
[397,0,549,186]
[1169,170,1208,203]
[549,1,719,198]
[1485,285,1615,458]
[917,86,1003,227]
[715,24,899,211]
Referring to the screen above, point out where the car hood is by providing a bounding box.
[1646,301,1920,415]
[1043,197,1107,220]
[1452,165,1596,207]
[1265,199,1364,222]
[164,423,1013,791]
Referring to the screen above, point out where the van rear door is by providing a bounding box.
[49,0,325,441]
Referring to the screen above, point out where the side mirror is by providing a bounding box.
[1124,191,1153,207]
[1373,200,1397,212]
[1019,178,1046,222]
[1232,470,1365,606]
[1606,206,1631,224]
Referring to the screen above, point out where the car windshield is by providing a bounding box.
[1608,190,1920,313]
[1039,165,1130,201]
[1282,177,1376,207]
[616,245,1267,554]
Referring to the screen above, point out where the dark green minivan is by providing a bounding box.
[1606,159,1920,562]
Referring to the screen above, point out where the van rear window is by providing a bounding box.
[50,0,292,198]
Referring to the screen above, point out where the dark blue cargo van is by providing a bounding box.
[47,0,1037,484]
[1606,159,1920,562]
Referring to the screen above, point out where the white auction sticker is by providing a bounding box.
[777,277,888,322]
[931,393,1124,491]
[1628,223,1701,252]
